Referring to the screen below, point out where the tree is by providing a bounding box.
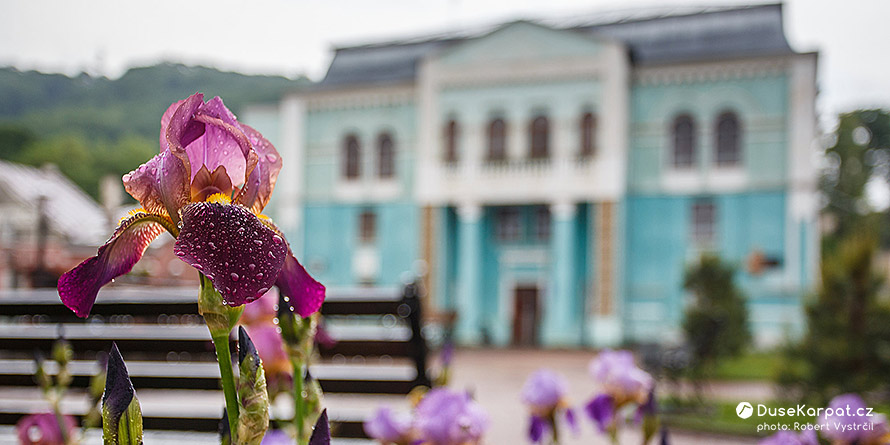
[821,109,890,252]
[777,234,890,403]
[682,255,751,378]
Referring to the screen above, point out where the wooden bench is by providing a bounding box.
[0,282,430,439]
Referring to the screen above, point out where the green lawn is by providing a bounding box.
[709,351,783,381]
[661,398,818,438]
[661,397,890,438]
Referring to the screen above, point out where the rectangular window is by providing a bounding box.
[691,200,716,245]
[533,206,551,241]
[495,207,522,242]
[359,210,376,244]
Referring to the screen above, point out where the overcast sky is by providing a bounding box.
[1,0,888,124]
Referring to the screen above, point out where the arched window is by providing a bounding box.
[488,118,507,162]
[444,119,459,163]
[672,114,696,168]
[377,132,395,178]
[529,115,549,159]
[715,111,741,166]
[580,112,597,158]
[343,134,361,179]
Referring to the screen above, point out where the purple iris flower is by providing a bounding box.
[522,369,577,443]
[414,388,489,445]
[818,394,890,444]
[58,93,324,318]
[16,412,76,445]
[521,369,568,413]
[585,394,615,433]
[589,349,653,405]
[363,406,414,444]
[758,430,818,445]
[260,429,291,445]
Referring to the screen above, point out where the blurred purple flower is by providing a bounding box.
[819,394,890,444]
[758,430,818,445]
[242,288,279,325]
[58,92,325,319]
[315,319,338,350]
[261,429,292,445]
[589,349,653,405]
[441,342,455,368]
[522,369,576,443]
[363,406,414,445]
[414,388,488,445]
[585,394,615,433]
[634,388,657,424]
[529,415,547,443]
[244,324,290,377]
[521,369,568,413]
[16,412,76,445]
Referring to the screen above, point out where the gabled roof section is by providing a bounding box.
[316,3,795,89]
[436,21,605,67]
[0,161,108,246]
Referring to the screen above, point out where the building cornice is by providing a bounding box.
[291,83,416,111]
[633,53,814,86]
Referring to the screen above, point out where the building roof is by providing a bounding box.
[317,3,795,89]
[0,160,108,246]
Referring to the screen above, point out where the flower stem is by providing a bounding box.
[213,333,239,437]
[292,358,306,445]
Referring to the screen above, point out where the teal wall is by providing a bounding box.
[628,74,790,193]
[623,192,804,341]
[304,103,417,200]
[302,202,419,287]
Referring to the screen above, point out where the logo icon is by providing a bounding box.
[736,402,754,419]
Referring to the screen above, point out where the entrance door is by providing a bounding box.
[512,285,539,346]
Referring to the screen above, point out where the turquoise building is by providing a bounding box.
[245,4,819,347]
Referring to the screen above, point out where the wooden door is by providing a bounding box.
[512,285,539,346]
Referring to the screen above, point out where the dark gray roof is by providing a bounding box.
[316,3,795,89]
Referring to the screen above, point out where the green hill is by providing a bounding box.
[0,63,307,199]
[0,63,307,140]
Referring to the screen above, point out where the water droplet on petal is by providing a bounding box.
[248,263,256,271]
[230,272,240,282]
[208,242,216,250]
[266,153,278,162]
[272,235,283,244]
[255,273,264,279]
[253,240,263,247]
[268,251,276,259]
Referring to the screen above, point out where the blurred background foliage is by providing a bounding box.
[0,63,307,199]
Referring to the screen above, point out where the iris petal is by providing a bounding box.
[529,415,546,443]
[58,212,170,317]
[235,124,282,214]
[174,202,287,306]
[585,394,615,433]
[277,250,326,318]
[255,216,326,317]
[123,149,189,222]
[166,92,206,174]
